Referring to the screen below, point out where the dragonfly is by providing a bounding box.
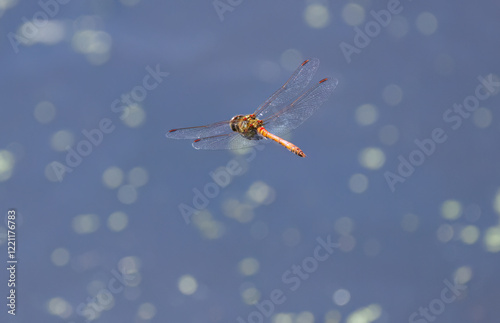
[166,58,338,157]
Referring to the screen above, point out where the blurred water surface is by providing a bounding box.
[1,1,500,322]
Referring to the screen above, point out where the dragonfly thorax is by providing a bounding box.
[229,114,264,140]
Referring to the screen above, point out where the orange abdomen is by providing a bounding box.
[257,127,306,157]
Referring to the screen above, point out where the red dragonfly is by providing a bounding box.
[166,58,338,157]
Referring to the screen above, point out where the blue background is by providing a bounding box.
[1,0,500,322]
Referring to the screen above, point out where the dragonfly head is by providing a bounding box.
[230,115,245,132]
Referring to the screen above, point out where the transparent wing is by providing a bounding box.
[192,133,265,150]
[165,120,231,139]
[263,78,338,137]
[253,58,320,120]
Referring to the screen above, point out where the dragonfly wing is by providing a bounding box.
[254,58,320,120]
[264,78,338,137]
[192,133,264,150]
[165,120,231,139]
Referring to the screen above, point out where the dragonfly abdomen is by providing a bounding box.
[257,127,306,157]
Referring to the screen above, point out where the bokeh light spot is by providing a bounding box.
[346,304,382,323]
[460,225,480,244]
[348,173,368,193]
[416,12,438,35]
[333,289,351,306]
[0,0,18,11]
[454,266,473,285]
[494,189,500,214]
[72,214,100,234]
[338,235,356,252]
[102,166,124,189]
[241,284,260,305]
[437,224,454,243]
[355,104,378,126]
[382,84,403,106]
[137,302,156,320]
[128,167,149,187]
[47,297,72,318]
[178,275,198,295]
[473,107,492,128]
[107,211,129,232]
[359,147,386,170]
[441,199,462,220]
[342,3,365,26]
[296,311,315,323]
[34,101,56,124]
[50,130,75,152]
[484,226,500,252]
[192,210,225,239]
[223,199,254,223]
[121,104,146,128]
[72,29,112,65]
[118,256,141,276]
[0,150,15,182]
[304,3,330,29]
[238,257,260,276]
[335,217,354,235]
[51,247,70,266]
[246,181,275,205]
[117,184,138,204]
